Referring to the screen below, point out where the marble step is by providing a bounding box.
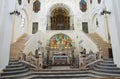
[90,70,120,77]
[9,60,21,64]
[6,63,24,68]
[0,72,30,79]
[30,70,89,75]
[28,74,91,78]
[98,62,116,67]
[30,70,120,77]
[103,59,114,62]
[9,59,19,62]
[93,67,120,74]
[94,64,120,70]
[28,78,91,79]
[1,68,30,76]
[28,71,120,79]
[9,61,21,65]
[3,65,27,72]
[100,61,114,64]
[1,70,120,79]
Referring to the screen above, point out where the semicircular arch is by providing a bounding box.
[47,3,74,30]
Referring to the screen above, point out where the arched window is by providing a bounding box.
[96,18,99,27]
[98,0,101,4]
[79,0,87,12]
[20,15,25,28]
[33,0,41,13]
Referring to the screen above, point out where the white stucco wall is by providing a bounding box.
[11,0,31,43]
[89,0,120,67]
[89,0,109,42]
[0,0,16,71]
[110,0,120,67]
[30,0,89,32]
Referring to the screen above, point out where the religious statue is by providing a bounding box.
[79,0,87,12]
[33,0,41,13]
[98,0,101,4]
[90,0,92,4]
[18,0,22,5]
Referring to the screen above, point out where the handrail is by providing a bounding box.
[79,31,99,53]
[79,51,102,69]
[19,52,42,70]
[80,50,103,69]
[25,31,40,46]
[21,60,37,68]
[85,59,101,68]
[23,31,41,55]
[26,55,38,66]
[85,53,96,64]
[19,52,37,68]
[18,31,42,70]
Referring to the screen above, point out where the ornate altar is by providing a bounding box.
[46,34,75,66]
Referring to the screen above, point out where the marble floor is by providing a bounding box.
[88,78,120,79]
[51,66,71,70]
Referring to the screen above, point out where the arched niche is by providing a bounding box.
[92,13,98,32]
[47,3,74,30]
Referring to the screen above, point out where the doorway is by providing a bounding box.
[108,48,113,58]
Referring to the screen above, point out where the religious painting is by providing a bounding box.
[98,0,101,4]
[49,34,72,49]
[33,0,41,13]
[79,0,87,12]
[18,0,22,5]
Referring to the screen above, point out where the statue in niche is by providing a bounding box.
[28,0,30,3]
[79,0,87,12]
[98,0,101,4]
[33,0,41,13]
[18,0,22,5]
[90,0,92,4]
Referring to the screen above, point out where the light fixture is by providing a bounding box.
[101,9,111,15]
[10,10,20,16]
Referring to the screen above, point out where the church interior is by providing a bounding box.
[0,0,120,79]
